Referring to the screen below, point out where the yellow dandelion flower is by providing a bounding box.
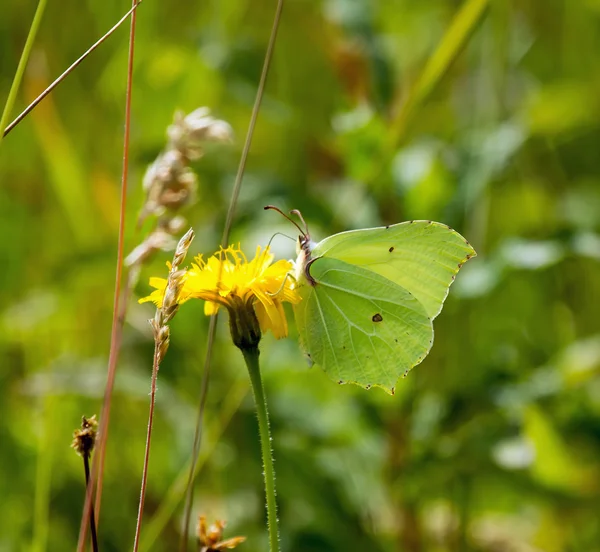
[140,245,299,341]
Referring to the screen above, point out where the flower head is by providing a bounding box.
[71,415,98,458]
[140,245,299,343]
[197,515,245,552]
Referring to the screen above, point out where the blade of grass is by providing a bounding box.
[2,0,143,140]
[76,2,138,550]
[388,0,489,146]
[179,1,285,549]
[0,0,47,150]
[368,0,489,187]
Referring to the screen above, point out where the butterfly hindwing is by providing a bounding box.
[312,221,476,319]
[294,256,432,393]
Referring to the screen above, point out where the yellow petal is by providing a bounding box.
[204,301,219,316]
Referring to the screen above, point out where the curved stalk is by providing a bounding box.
[241,347,280,552]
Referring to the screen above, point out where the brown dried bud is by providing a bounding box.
[198,515,246,552]
[71,415,98,458]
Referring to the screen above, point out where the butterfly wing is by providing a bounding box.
[294,256,432,393]
[312,221,475,320]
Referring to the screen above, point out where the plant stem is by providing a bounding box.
[94,0,138,523]
[241,347,280,552]
[77,3,139,549]
[83,454,100,552]
[133,344,161,552]
[179,1,284,548]
[179,314,218,552]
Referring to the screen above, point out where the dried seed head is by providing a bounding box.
[148,228,195,363]
[71,415,98,458]
[168,108,233,160]
[125,230,177,268]
[198,515,246,551]
[156,326,170,365]
[171,228,195,272]
[125,216,188,269]
[165,215,188,235]
[139,149,198,221]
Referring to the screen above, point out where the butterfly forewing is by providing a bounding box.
[294,257,432,393]
[312,221,476,320]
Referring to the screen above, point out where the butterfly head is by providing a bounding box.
[264,205,316,285]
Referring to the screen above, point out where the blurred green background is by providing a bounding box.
[2,0,600,550]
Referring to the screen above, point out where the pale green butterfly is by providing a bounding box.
[266,207,476,394]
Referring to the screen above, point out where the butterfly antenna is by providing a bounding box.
[264,205,306,237]
[267,232,295,248]
[290,209,309,236]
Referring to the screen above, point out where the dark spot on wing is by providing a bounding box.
[365,384,371,390]
[385,225,390,229]
[391,387,395,395]
[394,338,398,343]
[389,246,394,253]
[338,380,344,385]
[372,313,383,322]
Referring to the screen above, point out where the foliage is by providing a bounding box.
[1,0,600,550]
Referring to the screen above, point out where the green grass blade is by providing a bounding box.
[389,0,489,147]
[0,0,47,149]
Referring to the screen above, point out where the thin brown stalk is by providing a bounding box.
[76,3,138,551]
[179,0,285,549]
[132,345,161,552]
[133,228,194,552]
[94,0,138,518]
[82,453,99,552]
[2,0,142,139]
[179,315,217,552]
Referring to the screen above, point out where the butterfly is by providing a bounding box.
[265,207,476,394]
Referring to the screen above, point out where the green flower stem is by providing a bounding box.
[242,347,280,552]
